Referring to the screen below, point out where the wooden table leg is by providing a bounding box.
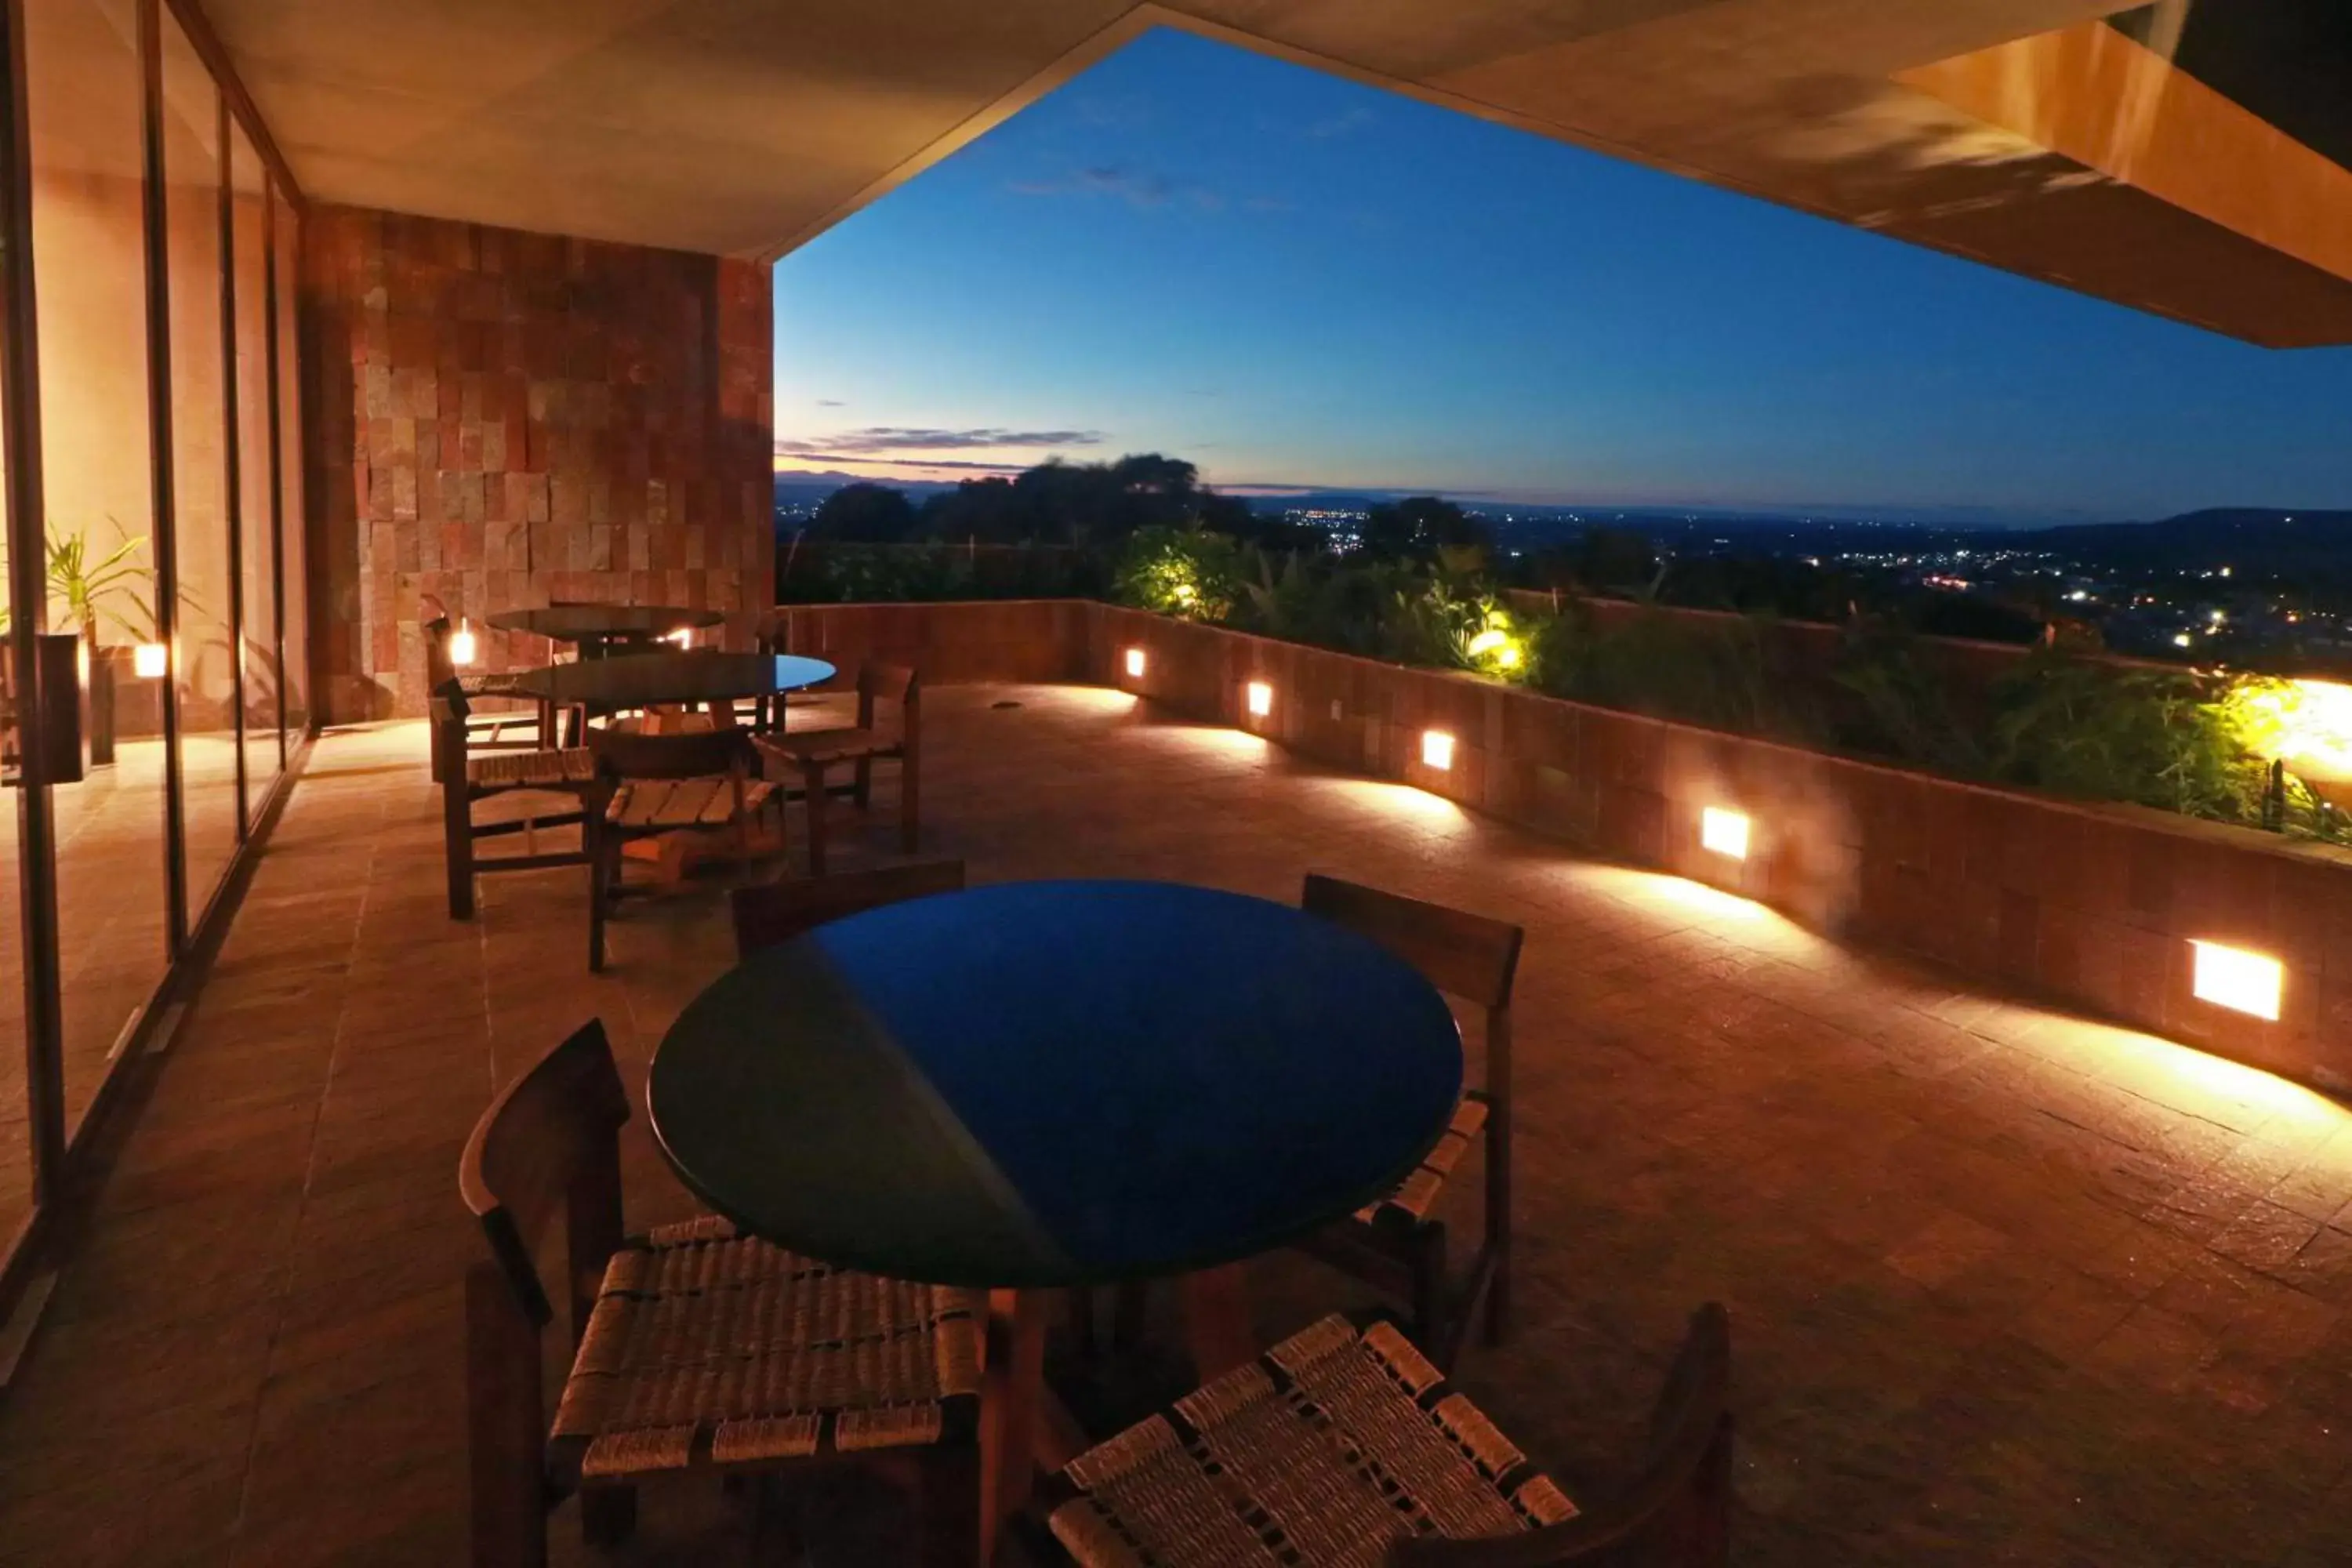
[1179,1265,1257,1382]
[979,1288,1049,1566]
[804,759,829,875]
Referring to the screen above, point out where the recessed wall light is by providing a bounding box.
[1700,807,1751,861]
[2191,941,2282,1022]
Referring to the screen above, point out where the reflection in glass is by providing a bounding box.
[162,15,239,913]
[25,0,172,1139]
[230,124,278,807]
[274,183,308,734]
[0,161,24,1247]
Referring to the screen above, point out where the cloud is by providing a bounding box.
[1009,164,1225,212]
[1305,107,1375,140]
[775,426,1105,461]
[815,398,847,408]
[777,456,1039,477]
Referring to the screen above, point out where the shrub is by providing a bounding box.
[1114,526,1242,622]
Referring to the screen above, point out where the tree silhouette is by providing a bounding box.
[810,481,918,543]
[1360,496,1484,563]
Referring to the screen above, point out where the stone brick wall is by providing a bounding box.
[781,597,2352,1090]
[770,600,1093,688]
[1085,601,2352,1090]
[302,205,774,719]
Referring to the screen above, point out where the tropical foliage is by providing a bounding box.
[775,459,2347,847]
[1100,523,2349,847]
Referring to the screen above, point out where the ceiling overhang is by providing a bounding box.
[192,0,2352,346]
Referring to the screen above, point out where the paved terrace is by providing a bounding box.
[5,684,2352,1566]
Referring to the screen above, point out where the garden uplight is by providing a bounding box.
[1464,611,1526,673]
[2191,941,2282,1022]
[1421,731,1455,771]
[1247,681,1272,717]
[132,642,168,680]
[448,622,477,666]
[1700,807,1751,861]
[1124,648,1146,679]
[2238,677,2352,807]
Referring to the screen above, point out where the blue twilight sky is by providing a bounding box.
[772,27,2352,526]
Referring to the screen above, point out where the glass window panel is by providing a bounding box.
[24,0,169,1140]
[0,147,24,1248]
[273,183,307,734]
[161,13,238,913]
[230,122,277,804]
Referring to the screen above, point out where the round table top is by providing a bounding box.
[485,604,726,641]
[510,651,834,708]
[649,880,1465,1290]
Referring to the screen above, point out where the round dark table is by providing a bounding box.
[508,651,834,713]
[652,878,1463,1555]
[650,879,1463,1287]
[485,603,725,656]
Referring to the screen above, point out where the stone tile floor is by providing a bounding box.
[0,736,241,1225]
[5,684,2352,1565]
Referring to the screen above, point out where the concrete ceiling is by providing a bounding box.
[196,0,2352,345]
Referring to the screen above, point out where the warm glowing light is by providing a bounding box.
[1656,878,1768,922]
[448,624,478,666]
[133,642,169,680]
[665,627,692,649]
[1124,648,1146,679]
[1421,731,1455,770]
[2209,609,2227,625]
[1464,618,1525,673]
[2239,677,2352,800]
[1700,806,1751,860]
[2191,941,2282,1022]
[1246,680,1272,717]
[2172,633,2193,648]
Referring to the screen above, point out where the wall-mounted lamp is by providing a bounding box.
[448,622,478,666]
[133,642,169,680]
[1124,648,1146,679]
[2190,940,2282,1022]
[1421,731,1455,771]
[1700,807,1751,861]
[1246,681,1272,718]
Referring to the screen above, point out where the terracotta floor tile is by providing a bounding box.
[5,686,2351,1565]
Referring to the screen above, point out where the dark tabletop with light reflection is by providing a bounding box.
[648,880,1465,1290]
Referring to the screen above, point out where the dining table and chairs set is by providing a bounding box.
[426,604,921,960]
[447,601,1734,1568]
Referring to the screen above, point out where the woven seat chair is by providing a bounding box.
[584,725,785,970]
[463,1020,984,1567]
[1038,1305,1730,1568]
[731,858,967,959]
[752,661,920,875]
[1294,874,1523,1369]
[426,615,550,757]
[433,681,593,920]
[1090,876,1523,1371]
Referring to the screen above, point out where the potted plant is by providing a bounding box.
[44,523,161,767]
